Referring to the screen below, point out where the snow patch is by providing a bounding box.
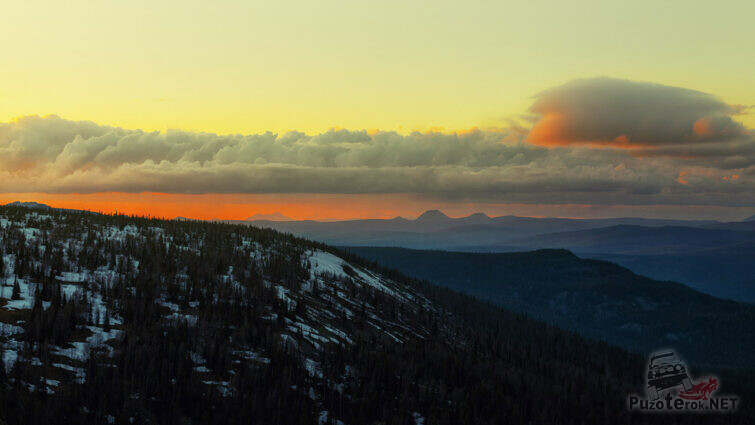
[0,322,24,336]
[413,412,425,425]
[57,272,87,283]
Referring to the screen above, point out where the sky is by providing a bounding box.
[1,0,753,220]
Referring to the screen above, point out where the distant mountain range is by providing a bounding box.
[504,224,755,255]
[499,224,755,302]
[238,210,755,303]
[232,210,723,248]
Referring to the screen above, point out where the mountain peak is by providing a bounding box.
[744,214,755,222]
[415,209,450,221]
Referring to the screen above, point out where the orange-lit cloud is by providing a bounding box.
[528,78,748,148]
[693,117,715,137]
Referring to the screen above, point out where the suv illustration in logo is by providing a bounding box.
[647,351,693,401]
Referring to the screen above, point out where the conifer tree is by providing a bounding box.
[11,278,20,300]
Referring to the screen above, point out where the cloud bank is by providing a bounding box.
[1,78,753,206]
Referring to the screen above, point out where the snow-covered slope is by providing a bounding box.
[0,206,434,422]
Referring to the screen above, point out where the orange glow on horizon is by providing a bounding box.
[1,192,751,222]
[0,193,412,221]
[1,193,504,221]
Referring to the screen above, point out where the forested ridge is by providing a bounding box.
[0,205,751,424]
[344,246,755,368]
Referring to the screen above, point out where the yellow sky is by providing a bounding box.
[1,0,753,134]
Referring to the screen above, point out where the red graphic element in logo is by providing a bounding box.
[678,377,718,401]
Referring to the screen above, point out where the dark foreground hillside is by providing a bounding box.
[344,246,755,369]
[0,206,751,424]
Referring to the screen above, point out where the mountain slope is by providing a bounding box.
[495,225,755,301]
[344,246,755,368]
[2,205,752,424]
[591,245,755,303]
[503,224,755,255]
